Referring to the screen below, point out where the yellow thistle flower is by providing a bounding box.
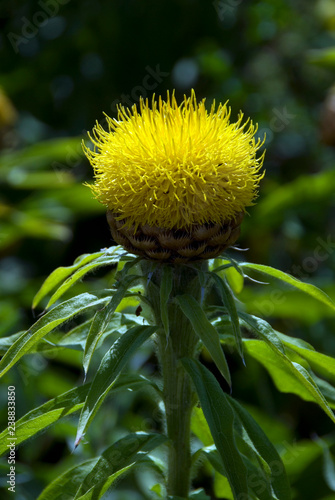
[83,90,265,233]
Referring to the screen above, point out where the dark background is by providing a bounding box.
[0,0,335,498]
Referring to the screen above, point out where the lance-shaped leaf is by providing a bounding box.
[83,274,141,376]
[0,384,88,456]
[37,458,99,500]
[227,395,291,499]
[0,293,110,378]
[204,447,273,500]
[0,332,23,354]
[210,273,243,358]
[33,247,122,309]
[239,311,285,354]
[160,265,173,336]
[74,432,167,499]
[76,325,157,445]
[244,339,335,423]
[176,295,231,387]
[44,255,120,309]
[182,358,249,498]
[240,262,335,312]
[318,437,335,491]
[0,373,154,456]
[278,332,335,383]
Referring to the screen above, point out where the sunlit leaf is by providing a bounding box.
[278,332,335,383]
[240,262,335,312]
[223,265,244,294]
[239,311,285,354]
[0,293,110,378]
[32,250,108,309]
[191,406,213,447]
[45,255,120,309]
[244,339,335,423]
[33,246,124,310]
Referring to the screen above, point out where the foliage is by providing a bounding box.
[1,249,335,498]
[1,0,335,498]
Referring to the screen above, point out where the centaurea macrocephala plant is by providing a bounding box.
[1,91,334,499]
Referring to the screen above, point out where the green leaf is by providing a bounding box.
[210,273,243,358]
[0,373,154,456]
[239,285,335,324]
[0,293,110,378]
[240,262,335,312]
[213,471,234,500]
[0,332,23,354]
[37,459,99,500]
[308,47,335,67]
[252,169,335,229]
[0,136,84,171]
[33,252,105,309]
[83,274,141,376]
[77,465,134,500]
[239,311,285,354]
[74,432,167,499]
[278,332,335,384]
[45,254,120,309]
[0,384,88,456]
[6,170,75,189]
[191,406,213,447]
[318,438,335,491]
[182,358,249,498]
[176,295,231,386]
[227,396,291,499]
[223,265,244,294]
[203,447,273,500]
[244,339,335,423]
[32,250,108,309]
[76,325,157,444]
[160,265,173,336]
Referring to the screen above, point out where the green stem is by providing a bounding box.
[143,262,205,497]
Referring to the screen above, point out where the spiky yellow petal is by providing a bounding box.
[83,90,265,230]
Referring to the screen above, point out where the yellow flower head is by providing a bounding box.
[84,90,265,230]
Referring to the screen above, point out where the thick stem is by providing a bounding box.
[143,262,205,497]
[156,322,196,496]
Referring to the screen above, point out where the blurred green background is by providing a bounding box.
[1,0,335,498]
